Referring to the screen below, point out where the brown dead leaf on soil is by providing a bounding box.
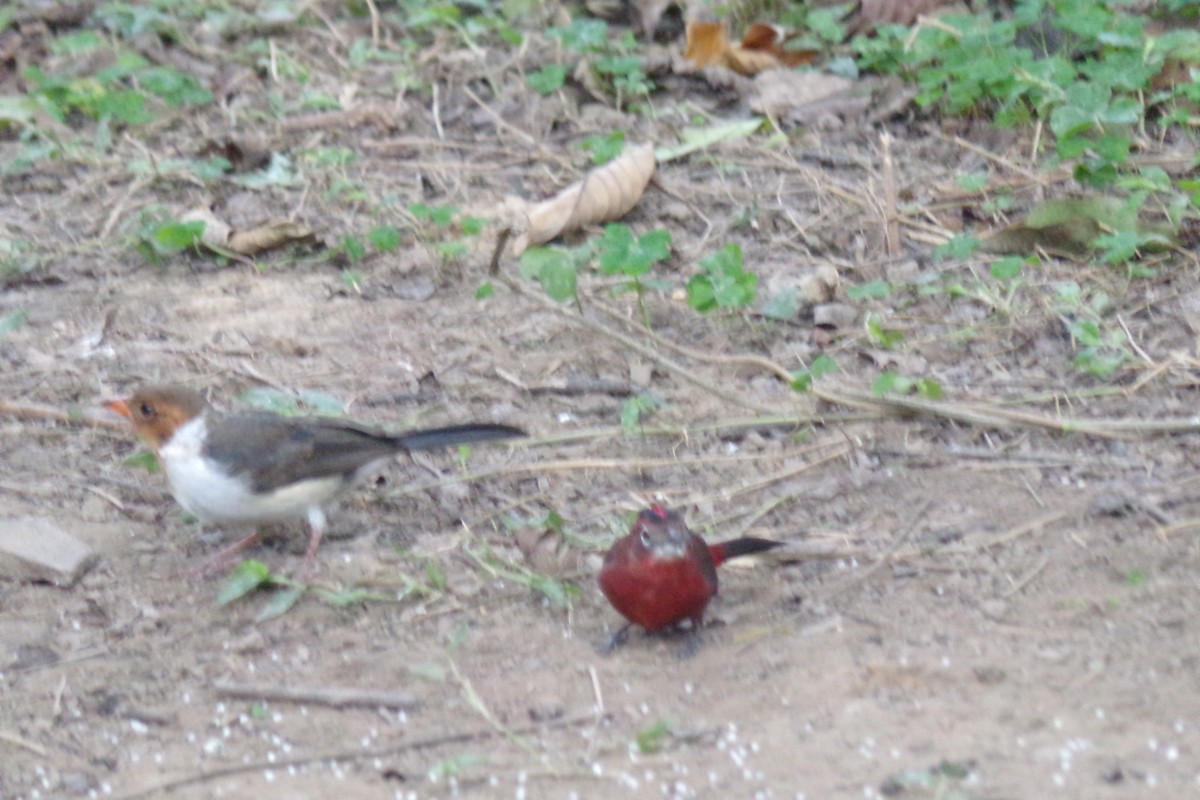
[683,20,818,76]
[506,142,656,256]
[181,207,316,256]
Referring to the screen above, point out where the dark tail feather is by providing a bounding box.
[709,537,784,567]
[396,423,525,451]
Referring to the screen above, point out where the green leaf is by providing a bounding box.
[989,257,1023,281]
[216,560,273,606]
[865,314,904,348]
[846,280,891,300]
[581,131,625,165]
[342,235,366,263]
[425,559,447,591]
[871,371,914,397]
[597,224,670,277]
[256,586,305,621]
[655,118,763,162]
[915,378,943,399]
[530,574,579,608]
[688,244,756,311]
[790,355,837,392]
[519,247,577,302]
[153,221,205,254]
[527,65,565,95]
[932,234,980,261]
[138,66,213,107]
[620,393,663,434]
[635,719,673,754]
[475,282,494,299]
[549,18,608,53]
[0,308,27,338]
[121,451,160,473]
[368,225,403,252]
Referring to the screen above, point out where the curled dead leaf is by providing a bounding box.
[226,222,316,255]
[180,208,315,256]
[509,142,656,256]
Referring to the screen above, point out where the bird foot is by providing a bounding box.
[596,624,632,655]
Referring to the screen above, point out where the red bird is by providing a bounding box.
[597,505,783,655]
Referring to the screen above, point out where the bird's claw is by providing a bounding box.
[597,624,631,655]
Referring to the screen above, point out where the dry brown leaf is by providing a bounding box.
[226,222,315,255]
[180,208,315,256]
[684,20,817,76]
[845,0,957,35]
[510,142,656,256]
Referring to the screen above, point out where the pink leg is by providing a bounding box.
[299,507,328,575]
[186,530,263,576]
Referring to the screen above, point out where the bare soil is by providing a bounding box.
[2,5,1199,799]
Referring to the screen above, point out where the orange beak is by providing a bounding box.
[105,398,133,420]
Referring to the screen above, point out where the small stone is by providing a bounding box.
[0,517,98,587]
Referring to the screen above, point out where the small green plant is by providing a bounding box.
[871,371,943,399]
[865,313,904,349]
[620,393,665,434]
[686,244,757,312]
[944,256,1031,319]
[217,559,390,620]
[845,279,891,301]
[1053,281,1130,378]
[135,218,206,264]
[25,32,211,132]
[790,355,838,393]
[635,719,675,754]
[527,64,566,95]
[597,223,672,321]
[466,543,580,609]
[854,0,1198,262]
[0,309,28,339]
[1124,569,1146,587]
[548,18,653,108]
[216,560,306,622]
[519,245,582,304]
[409,203,485,264]
[581,131,626,165]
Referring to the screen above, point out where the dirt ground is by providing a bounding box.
[3,3,1200,799]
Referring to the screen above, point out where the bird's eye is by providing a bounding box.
[138,402,156,419]
[639,530,651,548]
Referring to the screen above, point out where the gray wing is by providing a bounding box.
[203,412,400,492]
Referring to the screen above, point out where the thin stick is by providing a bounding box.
[462,85,537,148]
[0,401,126,430]
[448,657,534,755]
[212,681,417,710]
[0,729,48,757]
[879,131,900,256]
[114,710,594,800]
[1002,554,1049,598]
